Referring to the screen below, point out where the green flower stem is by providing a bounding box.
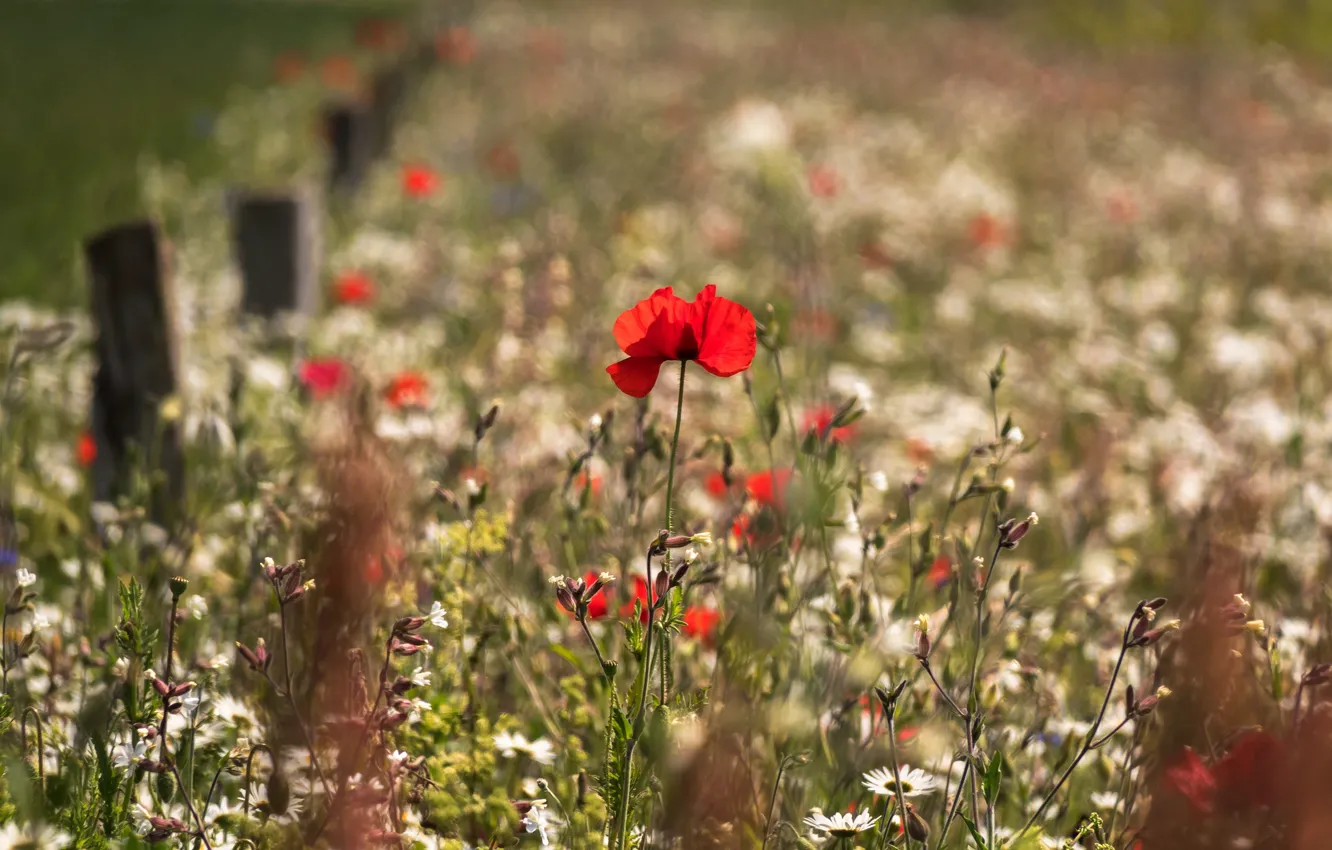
[613,360,687,849]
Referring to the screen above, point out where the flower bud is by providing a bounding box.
[1131,619,1180,647]
[914,630,931,661]
[168,576,189,599]
[997,513,1038,549]
[555,584,577,614]
[904,803,931,842]
[1303,663,1332,686]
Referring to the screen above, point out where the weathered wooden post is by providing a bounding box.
[370,65,408,157]
[230,188,322,318]
[323,102,375,193]
[85,221,184,527]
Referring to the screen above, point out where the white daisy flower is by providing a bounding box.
[803,808,879,839]
[15,568,36,588]
[494,731,558,766]
[862,765,938,798]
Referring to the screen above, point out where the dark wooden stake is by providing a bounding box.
[231,190,322,318]
[85,221,184,528]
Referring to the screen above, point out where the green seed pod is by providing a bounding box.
[155,769,175,804]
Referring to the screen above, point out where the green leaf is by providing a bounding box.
[963,815,988,850]
[549,644,586,674]
[983,750,1003,804]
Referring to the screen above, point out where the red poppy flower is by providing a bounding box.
[273,51,306,84]
[401,164,440,198]
[683,606,721,644]
[436,27,476,65]
[802,405,855,444]
[1106,191,1138,224]
[705,471,730,498]
[927,555,952,589]
[299,358,350,399]
[574,471,603,497]
[333,270,375,305]
[77,432,97,467]
[906,438,935,466]
[320,55,360,92]
[607,285,757,398]
[968,212,1010,250]
[620,575,650,622]
[1163,730,1284,815]
[384,371,428,409]
[807,165,839,198]
[746,469,793,512]
[355,18,402,51]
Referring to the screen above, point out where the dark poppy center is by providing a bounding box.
[677,326,700,360]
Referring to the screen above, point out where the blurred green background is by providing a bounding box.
[5,0,1332,308]
[0,0,412,308]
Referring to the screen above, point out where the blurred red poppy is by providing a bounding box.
[77,432,97,467]
[402,164,440,198]
[574,471,603,497]
[906,438,935,465]
[802,405,855,444]
[968,212,1010,250]
[607,285,757,398]
[683,606,720,644]
[927,555,952,589]
[273,51,306,84]
[620,575,649,622]
[334,270,375,305]
[807,165,839,198]
[355,18,402,51]
[746,469,793,512]
[384,372,428,409]
[436,26,476,65]
[1106,191,1138,224]
[705,471,730,498]
[1163,730,1285,815]
[320,55,360,92]
[299,358,350,399]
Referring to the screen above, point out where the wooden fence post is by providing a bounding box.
[323,102,375,193]
[231,189,322,318]
[85,221,184,528]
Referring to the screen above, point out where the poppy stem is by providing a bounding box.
[663,360,687,533]
[613,361,687,850]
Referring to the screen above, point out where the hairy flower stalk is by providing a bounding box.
[1018,598,1170,837]
[156,580,214,850]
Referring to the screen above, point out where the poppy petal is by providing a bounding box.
[608,356,667,398]
[613,287,687,357]
[695,292,757,378]
[1212,730,1283,809]
[1163,747,1215,814]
